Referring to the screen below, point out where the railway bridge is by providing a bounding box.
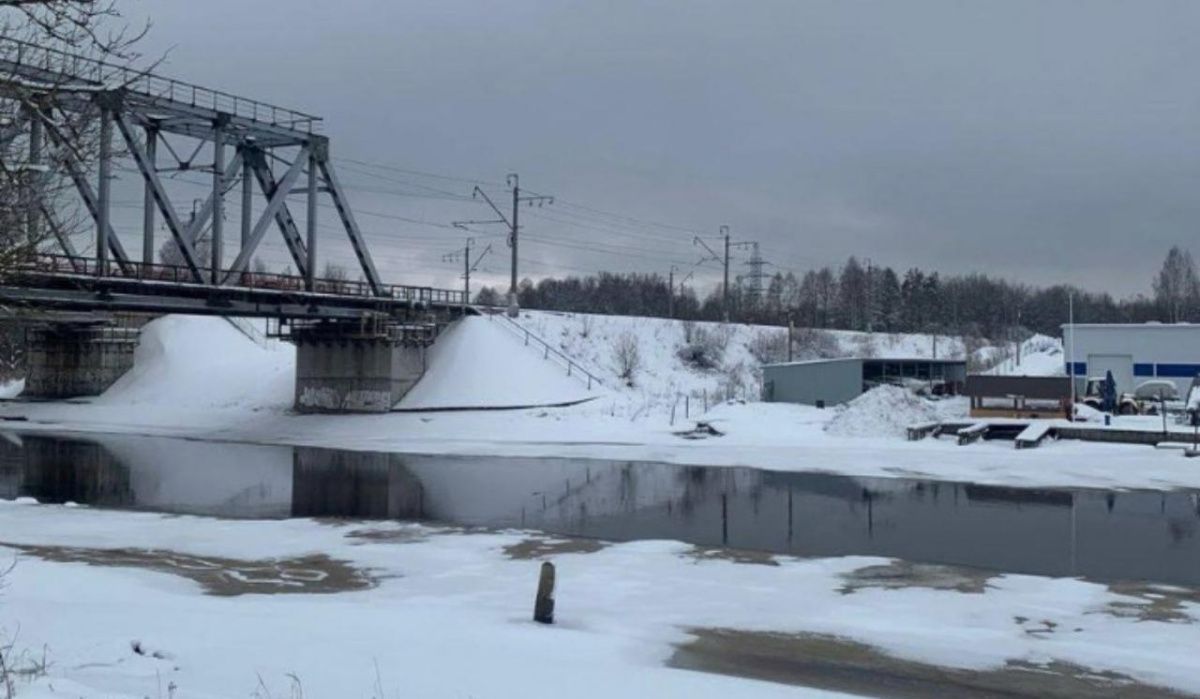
[0,40,470,412]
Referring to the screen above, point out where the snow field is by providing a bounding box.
[2,499,1198,698]
[518,310,967,399]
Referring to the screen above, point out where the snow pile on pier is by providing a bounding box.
[398,315,598,410]
[88,315,600,413]
[825,385,939,438]
[96,316,294,410]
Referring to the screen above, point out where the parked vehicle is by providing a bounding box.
[1082,376,1184,415]
[1081,375,1138,414]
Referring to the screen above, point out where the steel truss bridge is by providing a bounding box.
[0,39,466,321]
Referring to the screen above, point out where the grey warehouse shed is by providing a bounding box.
[761,357,967,406]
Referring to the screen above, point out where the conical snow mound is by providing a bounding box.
[397,315,599,410]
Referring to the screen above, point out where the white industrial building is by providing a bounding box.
[1062,323,1200,396]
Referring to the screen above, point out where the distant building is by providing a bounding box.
[761,358,967,407]
[963,375,1071,418]
[1062,323,1200,396]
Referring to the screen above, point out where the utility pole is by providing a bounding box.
[727,239,759,320]
[509,175,519,315]
[466,174,552,317]
[868,258,874,333]
[787,316,795,362]
[669,268,695,321]
[668,265,676,319]
[695,225,733,322]
[723,226,730,317]
[444,235,492,312]
[1068,292,1076,413]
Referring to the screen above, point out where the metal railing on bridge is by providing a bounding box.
[2,38,320,133]
[14,253,466,307]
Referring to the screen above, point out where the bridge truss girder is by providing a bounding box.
[0,40,385,297]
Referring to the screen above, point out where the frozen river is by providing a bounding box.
[2,428,1198,586]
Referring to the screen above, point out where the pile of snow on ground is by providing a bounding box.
[825,385,938,438]
[96,316,294,410]
[398,315,598,410]
[93,315,601,412]
[984,334,1064,377]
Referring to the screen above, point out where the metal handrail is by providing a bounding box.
[491,313,603,390]
[1,38,321,132]
[16,253,466,306]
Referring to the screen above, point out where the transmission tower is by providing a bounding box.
[741,241,769,305]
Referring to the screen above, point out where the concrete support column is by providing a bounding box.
[289,320,432,413]
[23,325,139,399]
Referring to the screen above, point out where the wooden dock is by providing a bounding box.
[908,418,1200,450]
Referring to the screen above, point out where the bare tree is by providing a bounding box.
[612,331,641,387]
[322,262,349,292]
[322,262,348,281]
[1153,246,1199,323]
[159,230,211,270]
[747,329,787,365]
[0,1,148,281]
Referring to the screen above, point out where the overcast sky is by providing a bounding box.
[115,0,1200,296]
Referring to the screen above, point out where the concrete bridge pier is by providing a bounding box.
[286,318,436,413]
[24,323,140,399]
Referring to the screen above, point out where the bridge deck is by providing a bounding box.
[1,255,467,321]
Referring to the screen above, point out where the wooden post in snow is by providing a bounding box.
[534,561,556,624]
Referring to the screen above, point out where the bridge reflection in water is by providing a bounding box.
[1,430,1198,586]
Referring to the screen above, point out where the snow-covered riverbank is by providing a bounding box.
[2,499,1197,698]
[1,314,1197,492]
[3,315,1197,697]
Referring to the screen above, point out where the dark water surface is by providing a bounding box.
[1,430,1198,586]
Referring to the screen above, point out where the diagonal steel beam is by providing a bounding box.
[113,112,206,283]
[224,146,307,283]
[60,156,133,273]
[97,107,111,275]
[39,202,84,271]
[30,107,133,273]
[120,115,240,249]
[246,148,308,278]
[62,158,133,272]
[317,157,383,296]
